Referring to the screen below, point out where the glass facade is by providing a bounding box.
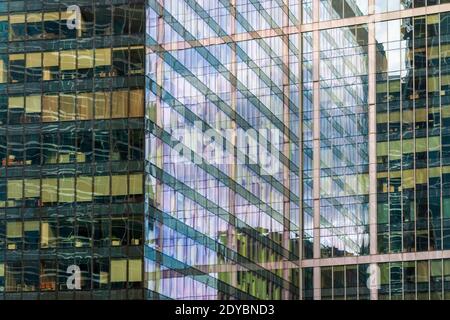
[312,1,450,301]
[319,24,370,258]
[2,0,450,300]
[0,0,145,299]
[145,0,301,300]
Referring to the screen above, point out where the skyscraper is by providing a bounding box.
[147,0,450,300]
[301,0,450,300]
[0,0,146,299]
[2,0,450,301]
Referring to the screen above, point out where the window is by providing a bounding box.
[43,12,59,39]
[9,14,26,40]
[43,51,59,80]
[129,215,143,246]
[0,54,7,83]
[112,90,128,118]
[111,217,127,246]
[80,5,94,38]
[94,91,110,119]
[59,177,75,203]
[129,4,144,34]
[129,47,144,74]
[60,50,76,80]
[25,52,42,82]
[75,216,92,248]
[110,259,127,289]
[76,176,92,202]
[42,178,57,204]
[41,221,57,248]
[111,129,128,161]
[77,49,94,78]
[6,221,22,250]
[93,258,109,289]
[129,89,144,118]
[6,262,22,292]
[24,221,39,250]
[95,48,111,77]
[42,94,58,122]
[77,93,94,120]
[60,93,76,121]
[112,47,128,76]
[0,263,4,292]
[94,131,110,163]
[130,129,144,160]
[128,259,142,288]
[113,5,128,35]
[95,5,112,36]
[94,218,110,247]
[9,53,25,83]
[58,216,74,248]
[40,260,56,291]
[23,261,39,291]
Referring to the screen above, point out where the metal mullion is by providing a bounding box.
[298,13,304,300]
[426,14,431,256]
[413,22,418,255]
[344,265,347,300]
[401,77,405,255]
[439,13,445,269]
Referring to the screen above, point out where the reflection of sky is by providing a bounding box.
[375,0,413,13]
[375,19,409,76]
[318,24,370,257]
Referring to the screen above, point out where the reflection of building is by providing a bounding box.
[0,1,146,299]
[306,0,450,301]
[145,0,301,300]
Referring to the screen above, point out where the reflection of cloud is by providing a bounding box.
[387,40,409,76]
[387,50,402,76]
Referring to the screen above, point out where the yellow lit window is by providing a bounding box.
[78,49,94,69]
[26,95,42,114]
[0,58,6,84]
[129,89,144,118]
[60,50,76,71]
[94,176,110,196]
[111,259,127,283]
[95,48,111,67]
[24,179,40,198]
[43,52,59,67]
[129,174,143,195]
[111,175,128,196]
[95,91,111,119]
[26,53,42,68]
[7,180,23,199]
[42,94,59,122]
[42,178,57,203]
[24,221,39,233]
[60,93,76,121]
[8,96,24,109]
[7,221,22,238]
[402,170,414,189]
[77,93,94,120]
[112,90,128,118]
[59,177,75,203]
[76,176,92,202]
[128,259,142,282]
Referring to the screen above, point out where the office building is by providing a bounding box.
[0,0,146,299]
[2,0,450,300]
